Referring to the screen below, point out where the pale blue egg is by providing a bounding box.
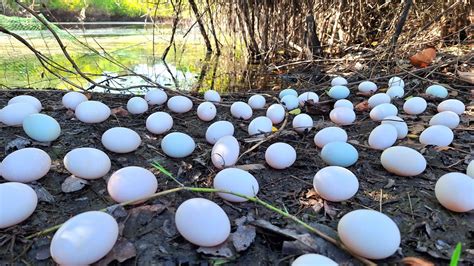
[425,85,448,98]
[278,88,298,99]
[328,86,350,99]
[321,141,358,167]
[23,114,61,142]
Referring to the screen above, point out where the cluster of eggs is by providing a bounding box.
[0,74,472,264]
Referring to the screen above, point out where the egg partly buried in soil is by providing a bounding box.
[0,182,38,229]
[63,147,111,179]
[107,166,158,203]
[1,148,51,182]
[213,168,259,202]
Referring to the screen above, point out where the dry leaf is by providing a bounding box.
[409,47,436,68]
[234,164,266,171]
[355,100,369,112]
[457,70,474,84]
[401,256,434,266]
[232,215,256,252]
[61,175,89,193]
[111,107,129,116]
[96,237,137,265]
[5,137,31,153]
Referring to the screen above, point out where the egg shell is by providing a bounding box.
[403,97,427,115]
[279,88,298,99]
[329,107,355,125]
[426,85,448,98]
[0,102,39,126]
[467,161,474,178]
[368,124,397,150]
[248,116,273,136]
[102,127,141,153]
[146,112,173,134]
[386,86,404,99]
[338,210,400,259]
[161,132,196,158]
[62,91,88,110]
[313,166,358,202]
[8,95,42,111]
[334,99,353,109]
[107,166,158,203]
[321,142,358,167]
[435,173,474,212]
[298,92,319,106]
[328,85,350,99]
[281,94,299,110]
[1,148,51,182]
[265,142,296,169]
[206,121,234,144]
[381,116,408,139]
[292,113,313,133]
[64,148,111,179]
[358,81,377,95]
[211,136,239,169]
[145,89,167,105]
[213,168,259,202]
[127,97,148,114]
[266,104,285,124]
[22,114,61,142]
[175,198,230,247]
[292,254,337,266]
[331,76,348,86]
[437,99,465,115]
[370,103,398,121]
[0,182,38,228]
[230,101,253,120]
[368,93,391,108]
[197,102,217,121]
[314,127,348,148]
[381,146,426,176]
[419,125,453,146]
[167,96,193,113]
[50,211,119,265]
[429,111,459,129]
[75,101,111,123]
[248,94,266,109]
[388,77,404,88]
[204,90,221,103]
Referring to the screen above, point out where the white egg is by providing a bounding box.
[437,99,465,115]
[419,125,453,146]
[127,97,148,114]
[426,85,448,98]
[248,116,273,136]
[204,90,221,103]
[1,148,51,182]
[281,94,299,110]
[206,121,234,144]
[388,76,404,88]
[292,254,337,266]
[314,127,348,148]
[338,210,400,259]
[368,124,397,150]
[381,146,426,176]
[145,89,167,105]
[248,94,266,109]
[321,142,358,167]
[368,93,391,108]
[50,211,118,265]
[107,166,157,203]
[62,91,88,110]
[197,102,217,121]
[403,97,427,115]
[167,95,193,113]
[230,101,253,120]
[329,107,355,125]
[64,148,111,179]
[370,103,398,121]
[0,182,38,228]
[161,132,196,158]
[0,102,39,126]
[386,86,404,99]
[429,111,459,129]
[334,99,353,109]
[175,198,230,247]
[331,76,348,86]
[102,127,141,153]
[8,95,42,111]
[211,136,239,169]
[328,85,349,99]
[213,168,259,202]
[435,173,474,212]
[266,104,285,124]
[381,116,408,139]
[467,161,474,178]
[75,101,111,123]
[292,114,313,133]
[313,166,358,202]
[298,92,319,106]
[265,142,296,169]
[358,81,377,95]
[146,112,173,134]
[22,114,61,142]
[279,88,298,99]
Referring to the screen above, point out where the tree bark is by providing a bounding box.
[188,0,212,54]
[304,13,322,59]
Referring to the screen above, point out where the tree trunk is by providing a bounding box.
[304,13,322,59]
[188,0,212,54]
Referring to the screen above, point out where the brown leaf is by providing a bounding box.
[457,70,474,84]
[355,100,369,112]
[111,107,129,117]
[409,47,436,68]
[401,256,434,266]
[96,237,137,265]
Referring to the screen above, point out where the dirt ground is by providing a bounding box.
[0,73,473,265]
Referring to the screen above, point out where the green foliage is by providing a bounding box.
[450,242,462,266]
